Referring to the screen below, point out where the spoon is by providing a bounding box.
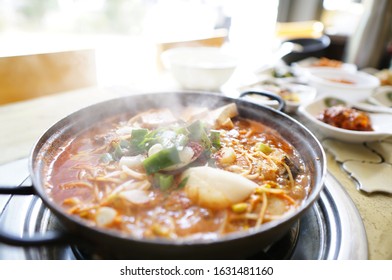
[352,102,392,114]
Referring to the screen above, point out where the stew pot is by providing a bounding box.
[0,91,326,259]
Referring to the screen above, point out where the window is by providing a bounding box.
[0,0,280,85]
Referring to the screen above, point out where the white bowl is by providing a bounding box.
[279,83,317,113]
[298,96,392,143]
[306,68,380,102]
[161,47,237,91]
[292,57,357,75]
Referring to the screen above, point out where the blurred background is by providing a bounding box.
[0,0,390,95]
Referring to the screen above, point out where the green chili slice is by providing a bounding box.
[130,128,149,151]
[142,146,181,174]
[187,120,211,149]
[209,130,221,149]
[154,173,174,191]
[100,153,113,164]
[112,142,124,160]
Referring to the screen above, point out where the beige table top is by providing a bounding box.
[0,86,391,260]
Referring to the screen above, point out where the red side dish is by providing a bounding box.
[317,105,374,131]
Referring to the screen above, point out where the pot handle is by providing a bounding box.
[0,174,36,195]
[239,90,286,112]
[0,185,35,195]
[0,183,77,246]
[0,228,74,246]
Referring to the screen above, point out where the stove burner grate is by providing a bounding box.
[70,221,300,260]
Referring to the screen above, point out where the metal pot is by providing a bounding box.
[0,91,326,259]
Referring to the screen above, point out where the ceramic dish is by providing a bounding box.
[305,68,380,103]
[239,81,317,113]
[372,68,392,86]
[292,57,357,75]
[161,47,237,91]
[298,97,392,143]
[368,86,392,107]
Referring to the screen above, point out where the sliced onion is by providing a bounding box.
[119,189,151,204]
[95,207,117,227]
[119,155,146,168]
[116,126,134,135]
[148,143,163,157]
[163,146,195,171]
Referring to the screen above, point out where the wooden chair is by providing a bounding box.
[0,49,97,105]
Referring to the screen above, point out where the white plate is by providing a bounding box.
[298,97,392,143]
[239,81,317,113]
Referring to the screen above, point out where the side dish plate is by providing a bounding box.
[298,97,392,143]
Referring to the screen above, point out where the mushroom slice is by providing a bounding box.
[181,166,258,210]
